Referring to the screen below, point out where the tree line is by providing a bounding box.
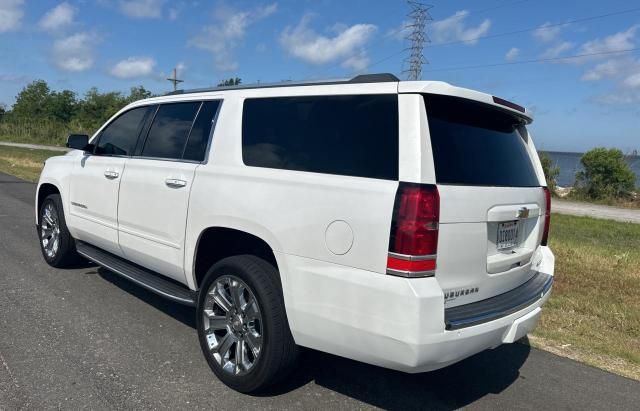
[0,80,155,132]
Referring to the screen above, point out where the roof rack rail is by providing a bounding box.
[165,72,400,96]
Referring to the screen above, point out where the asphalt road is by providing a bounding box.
[1,172,639,410]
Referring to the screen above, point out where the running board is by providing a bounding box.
[76,241,196,306]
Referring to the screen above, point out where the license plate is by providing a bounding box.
[497,221,519,251]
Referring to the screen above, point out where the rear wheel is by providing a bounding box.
[196,255,298,393]
[38,194,80,268]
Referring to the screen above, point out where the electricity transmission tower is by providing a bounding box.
[403,1,433,81]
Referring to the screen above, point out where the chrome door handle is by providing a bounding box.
[165,178,187,188]
[104,170,119,179]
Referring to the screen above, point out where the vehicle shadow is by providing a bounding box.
[275,342,530,410]
[94,266,530,410]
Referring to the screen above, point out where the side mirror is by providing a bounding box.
[66,134,90,151]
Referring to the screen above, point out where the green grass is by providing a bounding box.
[532,213,640,380]
[0,121,71,147]
[0,145,63,182]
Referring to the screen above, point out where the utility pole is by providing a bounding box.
[403,1,433,81]
[167,67,184,91]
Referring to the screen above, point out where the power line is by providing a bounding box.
[430,6,640,48]
[447,0,533,19]
[367,6,640,70]
[371,1,533,71]
[424,47,639,72]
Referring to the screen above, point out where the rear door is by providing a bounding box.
[422,94,546,307]
[117,100,220,283]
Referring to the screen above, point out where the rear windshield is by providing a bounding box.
[424,94,540,187]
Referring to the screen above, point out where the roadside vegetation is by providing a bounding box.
[0,80,154,146]
[531,213,640,380]
[539,152,560,194]
[0,146,62,182]
[540,148,639,208]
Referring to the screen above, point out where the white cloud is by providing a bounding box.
[624,72,640,88]
[110,56,156,78]
[571,25,640,101]
[386,20,411,41]
[168,7,179,20]
[341,52,369,72]
[541,41,574,59]
[505,47,519,62]
[119,0,165,19]
[579,24,638,55]
[39,2,76,31]
[280,14,376,67]
[190,3,278,71]
[582,58,629,81]
[533,22,562,43]
[431,11,490,45]
[52,32,98,72]
[0,0,24,32]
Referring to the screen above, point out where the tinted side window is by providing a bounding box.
[141,102,200,159]
[242,95,398,180]
[183,100,220,162]
[96,106,151,156]
[424,94,539,187]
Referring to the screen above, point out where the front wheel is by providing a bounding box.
[196,255,298,393]
[38,193,80,268]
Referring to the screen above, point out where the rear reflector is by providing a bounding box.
[387,183,439,277]
[541,187,551,246]
[492,96,525,113]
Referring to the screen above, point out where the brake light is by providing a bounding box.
[541,187,551,246]
[387,183,439,277]
[492,96,525,113]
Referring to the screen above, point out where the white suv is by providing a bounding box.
[36,73,554,393]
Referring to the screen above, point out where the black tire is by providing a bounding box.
[38,193,80,268]
[196,255,298,393]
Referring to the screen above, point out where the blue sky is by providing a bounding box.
[0,0,639,152]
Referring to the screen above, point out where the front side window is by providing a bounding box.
[242,94,399,180]
[141,102,200,160]
[95,106,152,156]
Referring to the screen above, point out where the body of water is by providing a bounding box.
[544,151,640,187]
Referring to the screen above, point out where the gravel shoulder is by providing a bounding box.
[553,199,640,224]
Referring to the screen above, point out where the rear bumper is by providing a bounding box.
[278,246,554,373]
[445,271,553,330]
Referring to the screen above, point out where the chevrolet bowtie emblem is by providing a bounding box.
[517,207,530,219]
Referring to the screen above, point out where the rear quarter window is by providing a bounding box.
[242,94,399,180]
[424,94,540,187]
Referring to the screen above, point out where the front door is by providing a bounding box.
[68,106,154,256]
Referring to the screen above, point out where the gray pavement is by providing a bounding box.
[553,198,640,224]
[1,171,639,410]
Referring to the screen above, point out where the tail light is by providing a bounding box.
[541,187,551,246]
[387,183,439,278]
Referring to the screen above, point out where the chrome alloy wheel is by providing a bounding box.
[203,275,263,376]
[40,203,60,259]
